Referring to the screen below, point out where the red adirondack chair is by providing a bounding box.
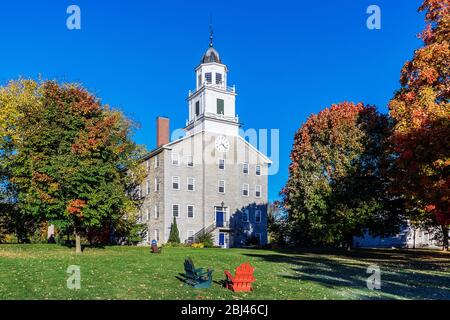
[224,262,255,292]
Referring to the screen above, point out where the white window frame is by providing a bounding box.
[171,153,180,166]
[154,205,159,219]
[146,207,150,221]
[243,163,249,175]
[242,209,249,222]
[215,72,222,85]
[172,176,180,190]
[154,229,159,241]
[154,177,160,192]
[205,72,212,84]
[218,180,226,194]
[187,230,195,242]
[146,180,151,195]
[154,155,159,168]
[186,155,194,167]
[255,185,261,198]
[242,183,249,197]
[187,205,195,219]
[172,204,180,218]
[137,185,142,198]
[146,160,150,171]
[255,210,262,223]
[255,165,261,176]
[218,158,225,170]
[187,177,195,191]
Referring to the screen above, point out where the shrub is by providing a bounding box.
[196,232,214,248]
[245,235,260,246]
[168,217,180,244]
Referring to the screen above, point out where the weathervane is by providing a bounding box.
[209,15,214,47]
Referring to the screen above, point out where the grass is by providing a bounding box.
[0,244,449,300]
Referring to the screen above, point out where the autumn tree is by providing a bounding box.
[281,102,403,248]
[0,79,144,252]
[389,0,450,250]
[0,80,42,241]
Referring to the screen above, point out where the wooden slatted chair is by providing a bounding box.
[224,262,255,292]
[183,257,214,289]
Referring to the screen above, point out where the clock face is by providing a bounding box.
[215,136,230,153]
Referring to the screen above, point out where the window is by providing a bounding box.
[205,72,212,84]
[172,176,180,190]
[146,207,150,221]
[255,233,262,244]
[195,101,200,116]
[187,205,194,218]
[154,155,159,168]
[255,210,262,223]
[255,185,261,198]
[146,160,150,171]
[187,177,195,191]
[218,159,225,170]
[172,204,179,217]
[137,185,141,198]
[154,229,160,241]
[255,165,261,176]
[216,73,222,84]
[217,99,224,115]
[187,230,195,243]
[154,177,160,192]
[146,180,151,195]
[154,205,159,219]
[186,155,194,167]
[242,209,249,222]
[171,153,179,166]
[243,163,249,174]
[218,180,225,193]
[242,183,249,196]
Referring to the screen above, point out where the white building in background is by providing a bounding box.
[135,33,271,248]
[353,223,444,249]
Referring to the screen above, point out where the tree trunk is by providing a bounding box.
[75,232,82,254]
[413,227,416,249]
[442,225,449,251]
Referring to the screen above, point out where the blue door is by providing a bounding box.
[216,211,224,227]
[219,233,225,246]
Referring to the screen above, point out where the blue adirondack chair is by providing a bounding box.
[183,257,214,289]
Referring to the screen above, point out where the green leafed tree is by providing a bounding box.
[0,79,145,252]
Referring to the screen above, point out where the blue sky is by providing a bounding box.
[0,0,425,202]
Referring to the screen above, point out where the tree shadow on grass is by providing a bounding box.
[243,249,450,299]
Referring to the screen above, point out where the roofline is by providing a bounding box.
[139,145,169,162]
[161,130,272,164]
[194,62,228,72]
[237,135,272,164]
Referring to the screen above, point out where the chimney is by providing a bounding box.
[156,116,170,147]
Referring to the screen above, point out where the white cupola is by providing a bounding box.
[185,29,239,137]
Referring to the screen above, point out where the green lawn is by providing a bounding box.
[0,244,449,300]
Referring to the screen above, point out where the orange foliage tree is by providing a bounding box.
[389,0,450,250]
